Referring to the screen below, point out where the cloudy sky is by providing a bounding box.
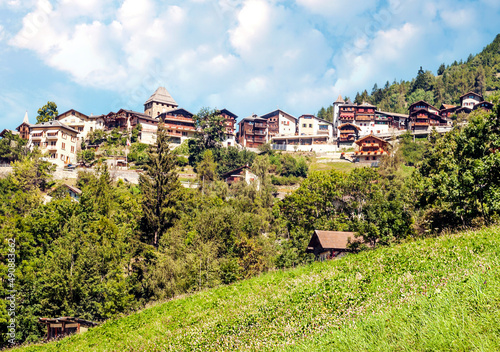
[0,0,499,129]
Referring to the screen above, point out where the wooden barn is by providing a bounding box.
[306,230,359,260]
[39,317,97,340]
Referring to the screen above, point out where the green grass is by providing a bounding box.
[309,160,367,173]
[17,226,500,351]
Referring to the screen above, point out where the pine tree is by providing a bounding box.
[139,123,180,248]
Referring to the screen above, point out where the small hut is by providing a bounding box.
[39,317,97,340]
[306,230,360,260]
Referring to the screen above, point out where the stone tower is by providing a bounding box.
[144,87,178,117]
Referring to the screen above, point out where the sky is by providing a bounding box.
[0,0,499,130]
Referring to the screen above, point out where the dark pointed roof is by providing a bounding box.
[334,95,344,104]
[306,230,359,253]
[144,87,178,107]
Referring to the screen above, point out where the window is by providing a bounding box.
[309,124,312,128]
[182,132,187,136]
[50,141,56,146]
[302,124,306,127]
[71,146,75,153]
[62,133,67,139]
[62,142,66,150]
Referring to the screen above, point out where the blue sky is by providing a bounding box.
[0,0,499,130]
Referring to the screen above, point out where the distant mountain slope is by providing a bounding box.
[318,34,500,120]
[18,226,500,351]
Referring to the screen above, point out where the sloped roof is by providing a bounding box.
[260,109,297,122]
[58,109,89,119]
[144,87,178,107]
[307,230,358,252]
[440,104,456,110]
[459,91,483,100]
[23,111,29,124]
[338,123,361,131]
[219,108,238,119]
[335,95,344,104]
[30,120,79,134]
[408,100,439,112]
[355,134,388,146]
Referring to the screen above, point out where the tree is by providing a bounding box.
[188,108,226,166]
[437,63,446,75]
[0,130,27,163]
[36,102,58,124]
[197,149,217,193]
[139,123,181,248]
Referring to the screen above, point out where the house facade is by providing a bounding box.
[56,109,105,141]
[260,109,297,138]
[237,115,268,148]
[158,108,197,145]
[16,111,31,140]
[29,120,79,167]
[219,109,237,147]
[353,134,389,162]
[408,100,449,131]
[459,91,483,109]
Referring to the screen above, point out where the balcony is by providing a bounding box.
[254,123,266,128]
[31,134,42,140]
[254,130,266,136]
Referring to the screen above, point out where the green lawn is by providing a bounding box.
[16,226,500,351]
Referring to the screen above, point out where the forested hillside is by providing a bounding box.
[318,34,500,119]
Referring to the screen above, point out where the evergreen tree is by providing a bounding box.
[36,101,58,124]
[437,63,446,75]
[139,123,180,248]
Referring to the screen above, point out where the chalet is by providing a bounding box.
[459,91,483,109]
[306,230,359,260]
[56,109,105,140]
[408,100,440,115]
[337,123,361,144]
[260,109,297,138]
[353,134,389,162]
[221,165,259,189]
[375,110,409,131]
[338,101,378,136]
[158,108,196,145]
[408,101,449,131]
[237,115,268,148]
[439,104,458,119]
[39,317,97,340]
[219,108,238,147]
[105,109,160,144]
[29,120,79,168]
[473,101,494,112]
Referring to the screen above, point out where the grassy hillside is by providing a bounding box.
[17,226,500,351]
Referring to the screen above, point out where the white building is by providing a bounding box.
[29,120,79,167]
[57,109,105,141]
[298,115,334,140]
[459,91,483,109]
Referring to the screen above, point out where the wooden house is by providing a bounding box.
[221,165,259,189]
[337,123,361,144]
[219,108,238,147]
[39,317,97,340]
[15,111,31,140]
[473,101,494,112]
[353,134,389,162]
[237,115,268,148]
[306,230,359,260]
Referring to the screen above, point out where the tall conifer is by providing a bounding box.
[139,123,180,248]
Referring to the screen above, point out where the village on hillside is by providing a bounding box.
[0,87,494,170]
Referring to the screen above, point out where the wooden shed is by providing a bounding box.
[306,230,359,260]
[39,317,97,340]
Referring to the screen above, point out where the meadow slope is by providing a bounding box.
[17,226,500,351]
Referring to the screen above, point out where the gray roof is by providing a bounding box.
[144,87,178,107]
[30,120,79,134]
[334,95,344,104]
